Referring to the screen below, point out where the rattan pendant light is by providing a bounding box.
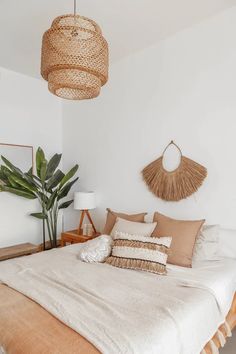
[41,0,109,100]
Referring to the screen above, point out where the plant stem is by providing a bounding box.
[42,217,46,251]
[49,210,56,248]
[42,185,47,250]
[46,214,53,249]
[54,202,58,248]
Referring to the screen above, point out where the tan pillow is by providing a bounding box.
[152,212,205,268]
[103,208,147,235]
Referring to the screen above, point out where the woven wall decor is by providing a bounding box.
[142,141,207,201]
[41,0,108,100]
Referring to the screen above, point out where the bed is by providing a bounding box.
[0,243,236,354]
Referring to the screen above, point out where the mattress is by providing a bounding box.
[169,257,236,309]
[0,243,236,354]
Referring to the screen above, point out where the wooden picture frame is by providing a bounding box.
[0,142,34,172]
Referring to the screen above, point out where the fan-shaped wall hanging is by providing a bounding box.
[142,141,207,201]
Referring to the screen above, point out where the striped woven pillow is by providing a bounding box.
[105,231,172,275]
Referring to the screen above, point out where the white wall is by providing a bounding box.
[0,67,62,247]
[62,7,236,232]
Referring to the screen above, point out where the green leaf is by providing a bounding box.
[46,154,62,180]
[46,190,58,211]
[30,212,48,219]
[38,192,49,204]
[58,177,79,200]
[46,170,64,190]
[8,175,20,188]
[1,166,11,177]
[0,167,18,186]
[24,173,41,189]
[32,174,41,183]
[40,159,47,183]
[0,168,9,183]
[59,165,79,189]
[27,167,33,175]
[36,147,45,177]
[1,156,24,176]
[58,200,73,209]
[0,186,36,199]
[10,174,37,193]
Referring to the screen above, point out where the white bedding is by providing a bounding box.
[0,243,235,354]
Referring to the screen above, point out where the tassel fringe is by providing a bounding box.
[209,340,219,354]
[106,256,167,275]
[201,320,232,354]
[217,329,226,347]
[224,321,232,337]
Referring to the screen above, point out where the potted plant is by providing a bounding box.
[0,147,78,249]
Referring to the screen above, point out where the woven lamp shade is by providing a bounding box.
[41,15,108,100]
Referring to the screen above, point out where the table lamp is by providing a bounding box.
[74,191,97,235]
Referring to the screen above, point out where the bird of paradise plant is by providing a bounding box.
[0,147,78,249]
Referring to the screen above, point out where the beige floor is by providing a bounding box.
[220,330,236,354]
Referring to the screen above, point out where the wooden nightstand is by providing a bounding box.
[61,230,101,247]
[0,243,39,261]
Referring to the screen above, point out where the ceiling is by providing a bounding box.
[0,0,236,78]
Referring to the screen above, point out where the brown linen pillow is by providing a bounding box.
[103,208,147,235]
[152,212,205,268]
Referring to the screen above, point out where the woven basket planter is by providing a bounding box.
[41,15,108,100]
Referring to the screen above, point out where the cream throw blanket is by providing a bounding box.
[0,245,235,354]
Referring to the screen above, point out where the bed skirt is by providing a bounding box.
[0,284,99,354]
[203,293,236,353]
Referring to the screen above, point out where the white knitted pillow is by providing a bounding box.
[77,235,112,263]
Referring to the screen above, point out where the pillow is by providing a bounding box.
[193,225,220,262]
[218,228,236,259]
[152,212,205,268]
[77,235,112,263]
[103,208,147,235]
[106,231,172,275]
[111,217,157,238]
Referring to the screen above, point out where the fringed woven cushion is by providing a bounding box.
[105,231,172,275]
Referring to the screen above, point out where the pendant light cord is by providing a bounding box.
[73,0,77,29]
[74,0,77,17]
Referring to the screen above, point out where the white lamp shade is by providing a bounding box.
[74,192,96,210]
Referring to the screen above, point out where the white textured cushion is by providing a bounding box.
[77,235,112,263]
[193,225,220,262]
[218,228,236,259]
[111,217,157,238]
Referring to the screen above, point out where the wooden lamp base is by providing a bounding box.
[78,209,97,235]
